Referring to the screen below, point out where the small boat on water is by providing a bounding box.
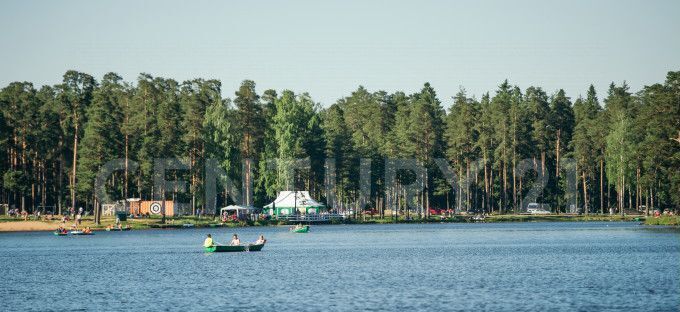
[105,227,131,231]
[290,225,310,233]
[204,243,265,253]
[70,231,94,235]
[53,231,68,236]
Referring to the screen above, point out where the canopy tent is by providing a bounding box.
[263,191,325,215]
[220,205,257,220]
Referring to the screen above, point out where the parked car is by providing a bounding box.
[429,208,442,215]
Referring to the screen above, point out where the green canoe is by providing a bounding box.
[53,231,68,236]
[291,225,310,233]
[204,243,265,253]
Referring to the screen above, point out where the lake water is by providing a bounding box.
[0,222,678,311]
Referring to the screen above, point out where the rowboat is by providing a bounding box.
[204,243,265,253]
[105,227,131,231]
[70,231,94,235]
[53,231,68,236]
[291,225,310,233]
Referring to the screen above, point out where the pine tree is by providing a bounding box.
[58,71,96,214]
[491,81,513,213]
[234,80,263,207]
[550,89,574,212]
[255,89,279,206]
[131,73,161,201]
[572,85,601,214]
[322,103,352,211]
[77,73,125,223]
[204,97,240,208]
[181,79,221,213]
[445,88,479,212]
[0,82,39,211]
[475,93,495,213]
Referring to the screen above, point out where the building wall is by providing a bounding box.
[129,201,175,216]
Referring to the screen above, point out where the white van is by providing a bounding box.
[527,203,550,214]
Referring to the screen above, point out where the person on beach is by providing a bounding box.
[229,234,240,246]
[203,234,214,247]
[255,235,266,245]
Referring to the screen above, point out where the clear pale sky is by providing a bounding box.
[1,0,679,107]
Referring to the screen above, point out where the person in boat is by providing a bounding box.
[255,235,266,245]
[83,227,92,234]
[229,234,240,246]
[203,234,214,247]
[57,225,66,234]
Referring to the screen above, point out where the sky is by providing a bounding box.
[1,0,679,108]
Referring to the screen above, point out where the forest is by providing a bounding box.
[1,70,678,217]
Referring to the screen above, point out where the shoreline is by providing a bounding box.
[1,214,671,233]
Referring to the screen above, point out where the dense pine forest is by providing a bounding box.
[1,70,678,217]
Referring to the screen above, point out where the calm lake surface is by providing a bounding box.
[1,222,678,311]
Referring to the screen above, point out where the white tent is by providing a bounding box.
[264,191,325,215]
[220,205,257,220]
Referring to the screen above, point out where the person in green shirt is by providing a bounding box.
[203,234,214,247]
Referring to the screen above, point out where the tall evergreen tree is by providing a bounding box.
[234,80,263,207]
[445,88,479,212]
[181,79,220,213]
[255,89,279,205]
[77,72,125,223]
[550,89,574,211]
[59,70,96,213]
[572,85,601,214]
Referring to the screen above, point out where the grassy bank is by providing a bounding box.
[0,213,650,232]
[643,216,680,226]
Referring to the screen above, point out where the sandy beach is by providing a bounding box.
[0,221,61,232]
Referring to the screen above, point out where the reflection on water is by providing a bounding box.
[1,222,678,311]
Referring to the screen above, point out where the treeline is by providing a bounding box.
[1,70,679,216]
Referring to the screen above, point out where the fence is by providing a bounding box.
[274,214,345,222]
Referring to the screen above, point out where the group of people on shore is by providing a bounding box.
[203,233,266,247]
[106,223,131,230]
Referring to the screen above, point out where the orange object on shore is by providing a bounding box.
[128,200,175,216]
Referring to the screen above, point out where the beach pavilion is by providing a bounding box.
[264,191,325,216]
